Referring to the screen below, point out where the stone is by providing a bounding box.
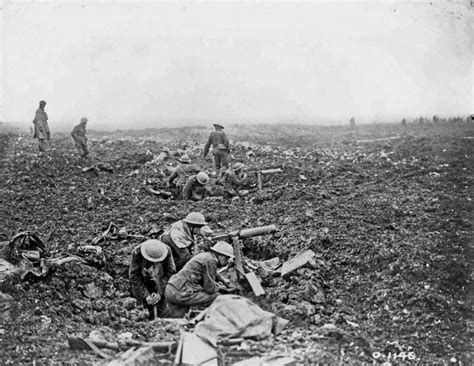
[83,282,104,299]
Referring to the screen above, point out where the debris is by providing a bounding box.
[177,332,218,366]
[234,355,297,366]
[194,295,288,347]
[356,136,401,143]
[280,250,317,277]
[107,346,155,366]
[244,271,265,296]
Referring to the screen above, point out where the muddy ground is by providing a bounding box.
[0,121,472,365]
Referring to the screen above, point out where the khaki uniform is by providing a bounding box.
[203,130,230,173]
[129,243,176,318]
[165,252,220,308]
[160,220,197,271]
[71,123,89,157]
[33,108,50,151]
[182,175,211,201]
[168,163,201,198]
[222,169,249,197]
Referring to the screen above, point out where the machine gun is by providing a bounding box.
[248,168,283,190]
[210,225,277,296]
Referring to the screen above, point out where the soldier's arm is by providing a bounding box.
[182,177,194,200]
[202,260,218,294]
[129,251,150,300]
[203,134,213,157]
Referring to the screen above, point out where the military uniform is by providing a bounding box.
[203,130,230,174]
[165,252,221,308]
[222,169,249,197]
[71,122,89,157]
[129,243,176,317]
[168,163,201,198]
[160,220,198,271]
[33,107,50,151]
[182,175,211,201]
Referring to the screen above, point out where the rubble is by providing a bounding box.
[0,122,472,364]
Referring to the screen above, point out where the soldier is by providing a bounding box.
[160,212,209,271]
[71,117,89,157]
[167,154,201,198]
[129,239,176,319]
[182,172,212,201]
[32,100,50,152]
[349,116,355,127]
[165,241,234,309]
[221,162,249,198]
[203,123,230,178]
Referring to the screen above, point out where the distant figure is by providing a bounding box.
[71,117,89,157]
[432,115,439,123]
[203,123,230,179]
[32,100,50,152]
[401,118,407,126]
[349,117,355,127]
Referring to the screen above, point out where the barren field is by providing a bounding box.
[1,122,472,365]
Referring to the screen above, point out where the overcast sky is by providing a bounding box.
[1,0,472,130]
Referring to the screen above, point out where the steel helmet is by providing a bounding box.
[183,212,207,226]
[140,240,168,262]
[179,154,191,163]
[210,241,234,258]
[213,123,224,129]
[196,172,209,185]
[80,117,88,123]
[232,162,245,172]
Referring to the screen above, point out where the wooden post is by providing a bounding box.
[231,235,244,280]
[257,171,263,191]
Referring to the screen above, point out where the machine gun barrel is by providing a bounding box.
[211,225,277,242]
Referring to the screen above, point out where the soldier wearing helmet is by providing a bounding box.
[202,123,230,179]
[129,239,176,319]
[160,212,209,271]
[165,241,234,309]
[71,117,89,157]
[167,154,201,197]
[181,171,212,201]
[32,100,50,152]
[221,162,249,198]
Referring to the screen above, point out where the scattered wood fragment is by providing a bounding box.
[280,250,316,277]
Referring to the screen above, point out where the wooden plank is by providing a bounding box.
[244,271,265,296]
[280,250,316,277]
[180,332,218,366]
[107,346,154,366]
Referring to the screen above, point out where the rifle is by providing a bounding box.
[211,225,277,296]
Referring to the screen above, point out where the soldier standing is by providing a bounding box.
[71,117,89,157]
[203,123,230,178]
[32,100,50,152]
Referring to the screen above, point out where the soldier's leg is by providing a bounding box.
[38,139,46,152]
[75,141,83,156]
[165,285,217,308]
[82,142,89,157]
[220,152,229,169]
[213,151,221,172]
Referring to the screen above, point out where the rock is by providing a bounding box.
[88,326,115,342]
[317,323,346,337]
[72,299,92,311]
[121,297,137,310]
[0,292,13,320]
[83,282,104,299]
